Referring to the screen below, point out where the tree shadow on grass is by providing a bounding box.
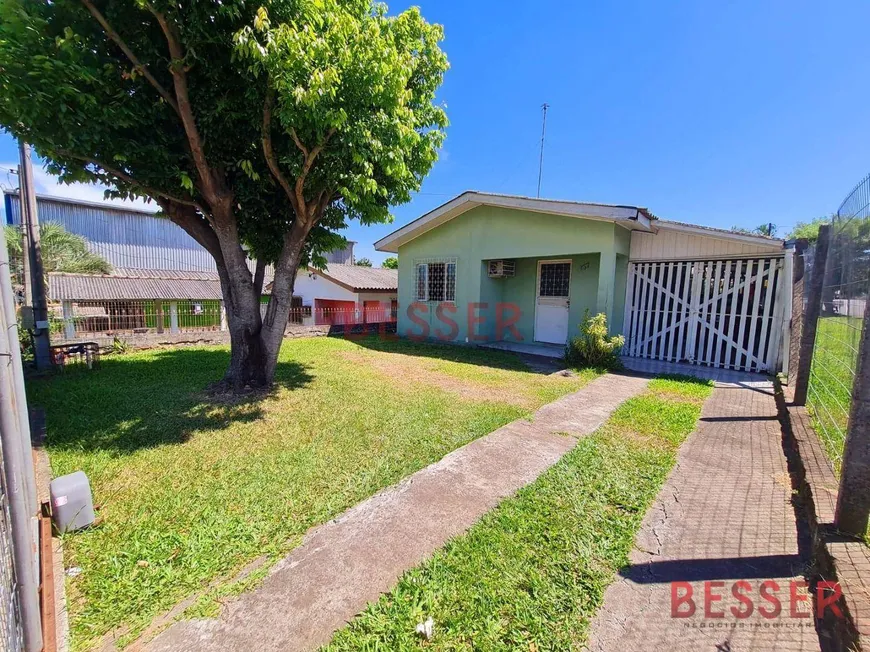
[341,333,555,375]
[27,347,313,456]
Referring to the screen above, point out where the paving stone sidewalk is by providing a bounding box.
[145,372,650,652]
[587,379,822,652]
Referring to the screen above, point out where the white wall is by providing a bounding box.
[292,272,397,306]
[357,292,398,304]
[293,271,357,305]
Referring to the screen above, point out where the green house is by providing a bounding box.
[375,192,789,373]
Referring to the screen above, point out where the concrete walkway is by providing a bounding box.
[146,372,650,652]
[587,379,822,652]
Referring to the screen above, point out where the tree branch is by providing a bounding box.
[311,189,334,225]
[80,0,179,114]
[262,86,300,215]
[157,199,223,264]
[58,150,201,210]
[292,128,336,224]
[148,5,229,211]
[289,129,309,159]
[253,258,266,298]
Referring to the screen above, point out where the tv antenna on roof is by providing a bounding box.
[537,103,549,198]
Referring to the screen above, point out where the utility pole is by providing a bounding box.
[18,142,51,370]
[17,164,32,307]
[537,103,549,198]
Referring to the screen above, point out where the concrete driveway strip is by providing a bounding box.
[145,372,650,652]
[586,380,822,652]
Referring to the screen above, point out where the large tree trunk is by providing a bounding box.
[219,264,301,392]
[164,201,311,394]
[224,315,268,389]
[213,220,307,393]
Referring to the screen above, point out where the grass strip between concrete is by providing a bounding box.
[325,376,713,651]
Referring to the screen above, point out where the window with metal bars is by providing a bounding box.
[538,262,571,297]
[415,259,457,302]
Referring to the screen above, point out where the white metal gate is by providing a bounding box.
[623,256,787,373]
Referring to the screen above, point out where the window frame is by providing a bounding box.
[414,258,458,304]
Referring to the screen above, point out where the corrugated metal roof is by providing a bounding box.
[106,268,221,281]
[48,267,277,302]
[316,265,398,291]
[49,271,223,301]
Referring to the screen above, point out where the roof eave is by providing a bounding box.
[654,221,785,247]
[374,191,653,253]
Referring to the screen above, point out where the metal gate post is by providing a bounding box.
[777,250,794,374]
[793,225,831,405]
[834,293,870,536]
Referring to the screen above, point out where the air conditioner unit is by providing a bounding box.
[488,260,516,278]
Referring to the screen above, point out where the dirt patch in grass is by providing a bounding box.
[340,350,541,409]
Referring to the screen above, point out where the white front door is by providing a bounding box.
[534,260,571,344]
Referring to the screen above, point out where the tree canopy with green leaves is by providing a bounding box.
[787,216,829,243]
[381,255,398,269]
[354,257,372,267]
[0,0,448,390]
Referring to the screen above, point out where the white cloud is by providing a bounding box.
[0,161,156,213]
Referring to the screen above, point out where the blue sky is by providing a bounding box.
[2,0,869,265]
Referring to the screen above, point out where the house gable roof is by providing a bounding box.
[312,265,398,292]
[374,191,657,253]
[375,191,785,253]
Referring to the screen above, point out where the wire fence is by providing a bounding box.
[50,299,225,340]
[807,173,870,475]
[49,301,398,345]
[0,447,22,651]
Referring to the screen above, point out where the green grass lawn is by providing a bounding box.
[807,315,864,475]
[27,336,597,650]
[325,376,713,651]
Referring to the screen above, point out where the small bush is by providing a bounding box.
[17,318,33,361]
[110,337,131,355]
[565,311,625,370]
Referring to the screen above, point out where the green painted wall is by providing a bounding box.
[498,254,600,343]
[396,205,628,343]
[613,254,629,334]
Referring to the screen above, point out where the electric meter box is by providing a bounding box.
[50,471,96,533]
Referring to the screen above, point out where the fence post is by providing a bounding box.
[62,300,76,340]
[169,301,179,334]
[793,224,831,405]
[219,301,227,332]
[787,241,808,384]
[155,301,164,334]
[0,228,42,651]
[834,295,870,536]
[778,249,794,373]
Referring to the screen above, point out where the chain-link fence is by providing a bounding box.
[0,444,23,651]
[0,223,40,651]
[807,173,870,475]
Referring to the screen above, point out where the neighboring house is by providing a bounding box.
[376,191,790,373]
[4,191,380,338]
[272,265,398,325]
